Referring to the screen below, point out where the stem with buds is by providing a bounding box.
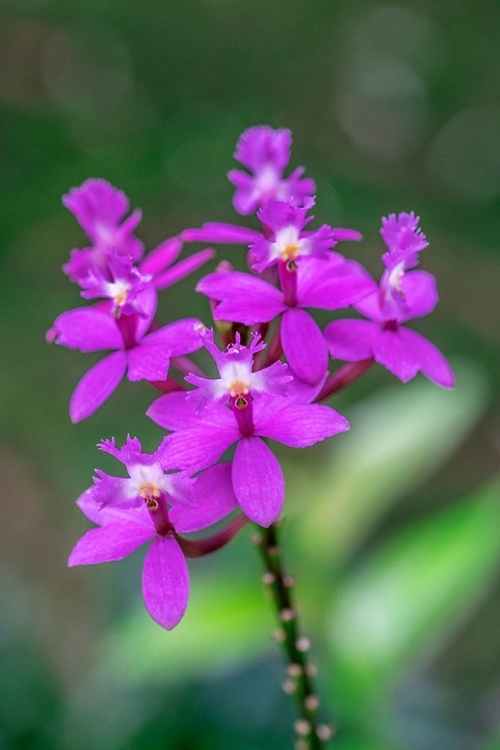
[253,524,334,749]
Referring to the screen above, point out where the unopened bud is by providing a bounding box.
[282,678,296,694]
[261,572,276,585]
[316,724,334,741]
[273,628,286,643]
[296,637,311,652]
[215,260,234,274]
[287,663,302,678]
[304,695,320,711]
[280,608,296,623]
[250,532,263,546]
[294,719,312,736]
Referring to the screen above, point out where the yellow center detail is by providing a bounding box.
[114,289,129,307]
[139,483,161,500]
[281,243,300,261]
[229,380,249,398]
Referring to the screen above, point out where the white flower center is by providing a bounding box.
[128,463,171,501]
[386,261,405,298]
[107,280,131,307]
[255,166,280,199]
[220,359,252,397]
[270,226,309,263]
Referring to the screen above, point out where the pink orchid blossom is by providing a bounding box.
[69,437,239,629]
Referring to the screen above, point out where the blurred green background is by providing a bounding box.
[0,1,499,748]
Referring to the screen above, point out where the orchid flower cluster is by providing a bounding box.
[49,126,454,641]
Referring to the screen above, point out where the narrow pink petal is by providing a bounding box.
[76,488,151,527]
[298,260,377,310]
[354,290,384,322]
[143,318,206,355]
[331,228,363,242]
[70,351,128,422]
[372,329,420,383]
[232,437,284,527]
[142,536,190,630]
[324,319,379,361]
[170,463,239,533]
[182,223,260,245]
[53,308,123,351]
[135,285,158,340]
[286,372,327,403]
[147,391,202,430]
[68,522,154,566]
[127,344,170,382]
[256,401,349,446]
[153,248,216,290]
[229,171,260,215]
[281,308,328,384]
[139,237,182,275]
[197,272,285,325]
[398,328,455,388]
[160,424,239,472]
[399,271,438,322]
[92,471,138,509]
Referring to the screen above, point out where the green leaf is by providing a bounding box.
[65,569,273,750]
[327,481,500,706]
[287,360,488,561]
[93,571,271,686]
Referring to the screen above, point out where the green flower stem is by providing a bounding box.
[254,523,334,749]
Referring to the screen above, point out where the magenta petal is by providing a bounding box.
[127,344,170,382]
[68,522,154,566]
[143,318,205,355]
[142,536,189,630]
[76,488,150,527]
[135,285,158,340]
[354,290,384,322]
[170,463,238,533]
[399,271,438,322]
[182,223,260,245]
[229,171,261,215]
[286,372,327,403]
[76,488,107,525]
[398,328,455,388]
[324,319,378,361]
[298,259,377,310]
[235,126,292,171]
[147,391,202,430]
[331,228,363,242]
[160,423,239,472]
[256,401,349,446]
[153,249,216,290]
[232,437,284,527]
[70,351,128,422]
[281,308,328,385]
[53,308,123,351]
[140,237,182,275]
[63,179,129,237]
[197,272,285,325]
[372,329,420,383]
[92,471,138,509]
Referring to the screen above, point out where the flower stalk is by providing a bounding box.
[176,515,249,558]
[254,524,334,749]
[316,358,374,402]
